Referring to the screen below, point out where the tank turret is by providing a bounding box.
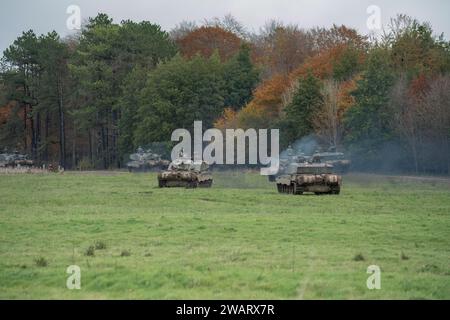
[311,148,350,173]
[127,148,170,172]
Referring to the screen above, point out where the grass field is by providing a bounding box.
[0,171,449,299]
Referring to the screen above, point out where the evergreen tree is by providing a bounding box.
[1,30,40,155]
[117,67,147,157]
[223,44,259,109]
[37,31,70,166]
[344,49,395,163]
[332,46,361,82]
[134,53,226,144]
[70,13,177,168]
[282,71,323,143]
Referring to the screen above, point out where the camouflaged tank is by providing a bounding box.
[127,147,170,172]
[0,151,34,167]
[311,147,350,173]
[275,162,341,195]
[13,153,34,167]
[158,157,213,188]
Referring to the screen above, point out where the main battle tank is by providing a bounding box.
[127,147,170,172]
[13,153,34,167]
[312,147,350,173]
[158,156,213,188]
[275,162,341,195]
[0,150,34,167]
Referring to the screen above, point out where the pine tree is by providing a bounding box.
[282,71,323,143]
[223,44,259,110]
[344,49,395,163]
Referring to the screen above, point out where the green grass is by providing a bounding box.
[0,171,449,299]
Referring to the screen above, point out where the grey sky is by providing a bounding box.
[1,0,449,54]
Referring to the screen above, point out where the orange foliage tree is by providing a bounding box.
[309,24,368,53]
[214,41,366,147]
[215,74,289,129]
[214,108,239,129]
[252,23,313,77]
[0,104,12,124]
[289,44,365,81]
[177,26,242,61]
[234,74,289,129]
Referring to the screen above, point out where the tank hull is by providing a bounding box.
[276,173,341,195]
[157,171,213,188]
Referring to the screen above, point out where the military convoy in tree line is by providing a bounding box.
[2,144,344,195]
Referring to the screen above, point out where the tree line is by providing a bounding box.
[1,13,449,173]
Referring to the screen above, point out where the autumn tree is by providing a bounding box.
[177,26,242,61]
[236,74,289,129]
[309,24,368,53]
[252,21,313,77]
[214,108,239,130]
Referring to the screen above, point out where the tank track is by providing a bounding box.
[276,183,303,194]
[276,183,340,195]
[158,179,213,188]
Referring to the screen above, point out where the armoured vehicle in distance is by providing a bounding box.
[268,145,310,182]
[126,147,170,172]
[312,147,350,173]
[0,153,9,167]
[275,162,341,195]
[158,156,213,188]
[0,151,34,168]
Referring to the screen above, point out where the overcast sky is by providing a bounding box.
[1,0,450,54]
